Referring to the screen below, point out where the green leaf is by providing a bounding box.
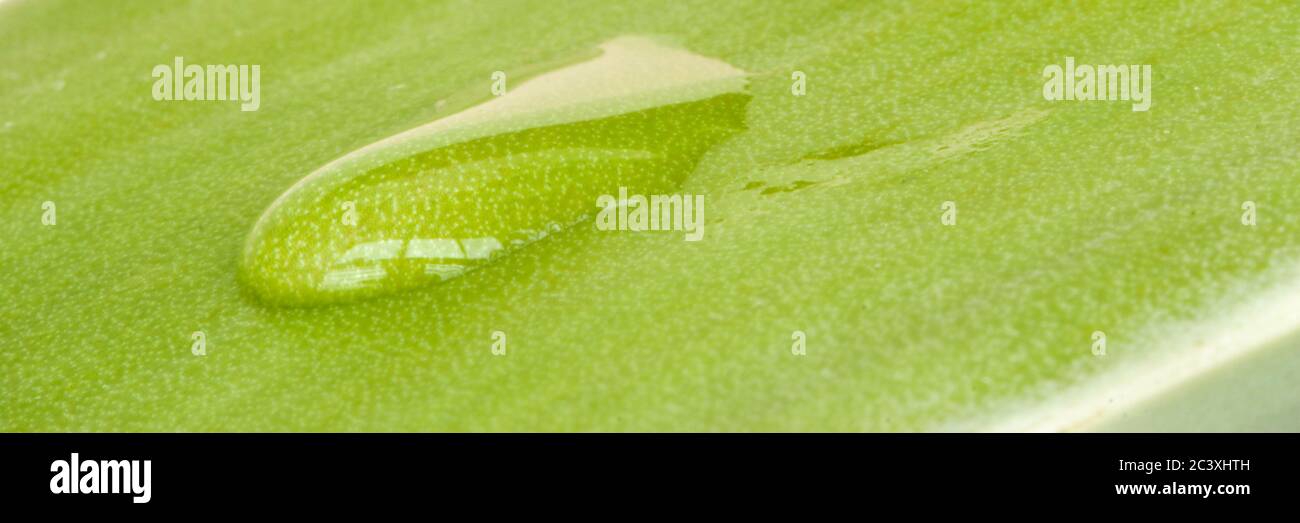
[2,0,1298,431]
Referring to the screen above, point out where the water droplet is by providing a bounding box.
[241,36,751,306]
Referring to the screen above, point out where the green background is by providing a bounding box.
[2,0,1298,431]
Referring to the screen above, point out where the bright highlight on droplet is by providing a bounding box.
[240,36,751,305]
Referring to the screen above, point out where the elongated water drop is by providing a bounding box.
[241,37,750,305]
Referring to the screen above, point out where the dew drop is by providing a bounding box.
[240,36,751,306]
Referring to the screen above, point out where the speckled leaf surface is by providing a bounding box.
[2,0,1298,431]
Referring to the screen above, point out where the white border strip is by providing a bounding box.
[986,269,1300,432]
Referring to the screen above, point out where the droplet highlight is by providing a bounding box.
[240,37,751,305]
